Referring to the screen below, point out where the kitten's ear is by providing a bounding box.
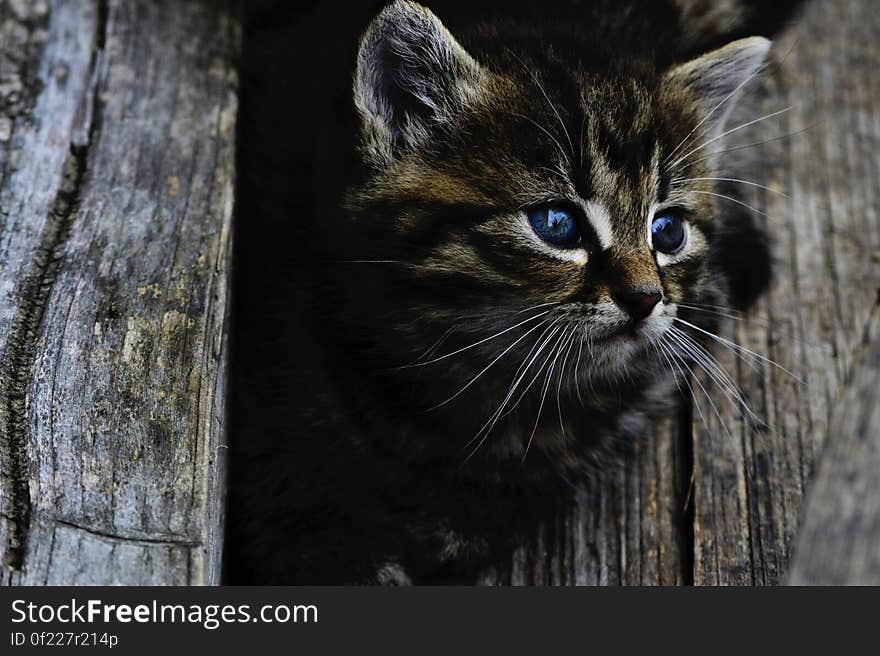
[354,0,486,165]
[664,36,771,138]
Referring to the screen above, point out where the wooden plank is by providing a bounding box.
[0,0,237,585]
[690,0,880,585]
[482,413,688,585]
[787,312,880,584]
[0,0,98,574]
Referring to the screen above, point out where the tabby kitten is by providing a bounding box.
[232,0,787,584]
[339,1,768,472]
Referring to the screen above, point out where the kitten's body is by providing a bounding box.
[229,0,802,584]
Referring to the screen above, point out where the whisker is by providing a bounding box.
[656,337,707,426]
[676,303,823,351]
[673,328,790,445]
[504,319,565,399]
[555,327,578,436]
[500,324,567,419]
[677,189,777,222]
[463,319,563,458]
[510,300,561,317]
[398,308,553,369]
[663,333,737,442]
[505,111,571,170]
[668,327,763,425]
[332,259,402,264]
[416,325,458,363]
[664,54,774,165]
[508,50,576,159]
[672,317,803,383]
[426,318,551,411]
[671,176,791,200]
[668,106,793,171]
[535,166,572,185]
[499,321,569,420]
[671,176,827,216]
[523,328,569,463]
[573,331,585,405]
[676,301,746,314]
[675,303,746,323]
[578,112,587,168]
[682,121,820,168]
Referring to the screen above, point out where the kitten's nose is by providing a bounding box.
[612,287,662,321]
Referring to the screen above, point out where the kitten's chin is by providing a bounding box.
[596,322,640,344]
[587,318,671,375]
[582,336,644,379]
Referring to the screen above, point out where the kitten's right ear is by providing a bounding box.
[664,36,771,140]
[354,1,487,166]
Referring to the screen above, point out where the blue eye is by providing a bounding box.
[527,206,582,248]
[651,213,686,254]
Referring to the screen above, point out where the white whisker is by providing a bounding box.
[416,325,458,362]
[668,106,793,171]
[506,111,572,169]
[678,189,776,222]
[427,318,550,411]
[555,327,578,436]
[676,303,746,323]
[573,331,585,405]
[673,317,803,383]
[334,259,402,264]
[463,320,564,459]
[510,300,561,316]
[664,56,773,165]
[508,51,576,159]
[664,333,736,442]
[667,327,763,425]
[683,122,819,167]
[671,176,791,199]
[522,328,569,463]
[657,336,707,426]
[399,308,553,369]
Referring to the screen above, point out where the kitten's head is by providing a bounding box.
[342,1,769,461]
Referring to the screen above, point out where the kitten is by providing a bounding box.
[229,0,800,584]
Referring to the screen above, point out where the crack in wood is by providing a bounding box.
[53,518,200,548]
[677,394,696,585]
[0,0,107,572]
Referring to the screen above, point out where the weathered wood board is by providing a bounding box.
[787,311,879,584]
[691,0,880,586]
[484,0,880,585]
[0,0,238,585]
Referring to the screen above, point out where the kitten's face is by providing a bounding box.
[345,1,768,451]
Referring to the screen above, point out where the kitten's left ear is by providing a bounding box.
[354,1,487,166]
[664,36,771,138]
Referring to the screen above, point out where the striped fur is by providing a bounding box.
[334,1,768,477]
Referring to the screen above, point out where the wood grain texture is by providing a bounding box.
[481,414,689,585]
[787,312,879,584]
[0,0,238,585]
[690,0,880,585]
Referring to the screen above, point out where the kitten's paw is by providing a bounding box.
[375,562,413,586]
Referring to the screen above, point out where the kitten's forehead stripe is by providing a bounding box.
[575,74,669,252]
[582,200,613,250]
